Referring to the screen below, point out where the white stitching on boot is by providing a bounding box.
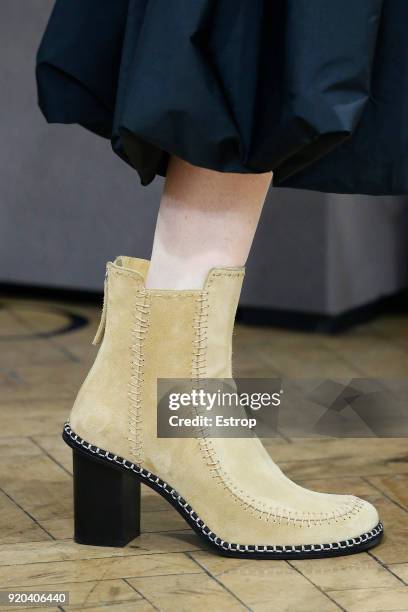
[64,422,383,555]
[190,271,362,526]
[128,290,150,464]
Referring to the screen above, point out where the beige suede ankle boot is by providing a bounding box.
[63,256,383,558]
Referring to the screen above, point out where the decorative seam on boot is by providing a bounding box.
[107,265,143,281]
[64,422,383,556]
[192,291,209,380]
[128,290,150,464]
[205,458,363,526]
[213,467,365,525]
[190,279,363,526]
[191,289,212,449]
[191,290,229,483]
[207,271,245,284]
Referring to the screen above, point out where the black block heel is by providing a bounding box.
[64,423,384,559]
[72,448,141,547]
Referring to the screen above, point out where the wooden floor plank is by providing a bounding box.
[1,296,407,610]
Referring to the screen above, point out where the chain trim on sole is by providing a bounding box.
[63,423,383,558]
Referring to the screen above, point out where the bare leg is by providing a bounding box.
[146,156,272,289]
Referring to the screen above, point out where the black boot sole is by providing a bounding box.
[63,423,384,559]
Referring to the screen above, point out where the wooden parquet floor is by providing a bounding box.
[0,295,407,611]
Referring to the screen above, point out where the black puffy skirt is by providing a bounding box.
[37,0,408,195]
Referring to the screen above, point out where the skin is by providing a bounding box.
[146,156,272,289]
